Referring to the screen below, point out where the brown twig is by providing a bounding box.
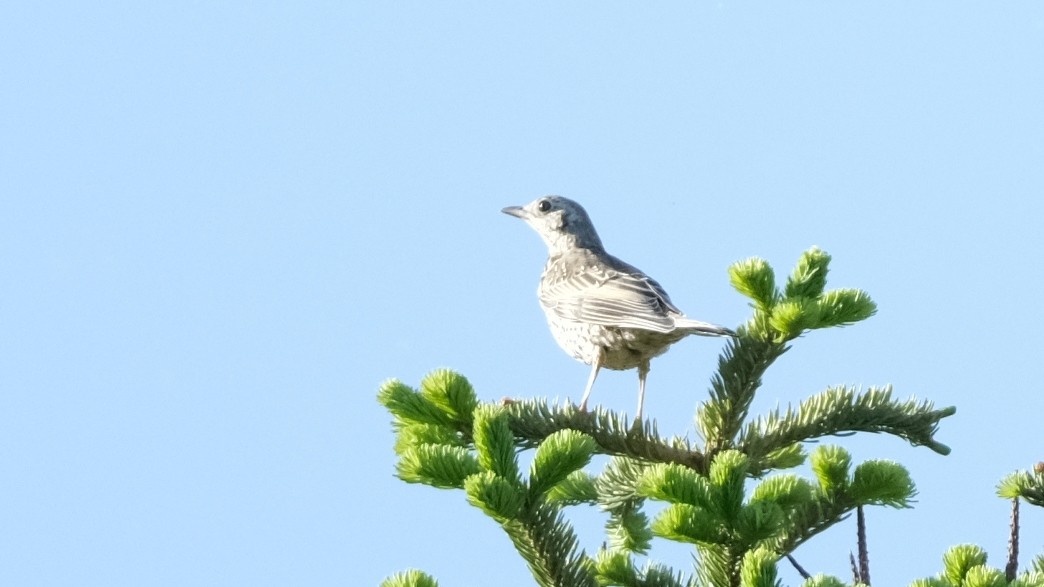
[786,554,811,580]
[1006,497,1020,581]
[856,505,870,585]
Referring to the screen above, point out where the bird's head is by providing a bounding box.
[502,196,604,256]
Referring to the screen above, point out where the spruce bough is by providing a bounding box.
[378,247,958,587]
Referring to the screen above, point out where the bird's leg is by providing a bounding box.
[578,352,603,412]
[635,360,651,423]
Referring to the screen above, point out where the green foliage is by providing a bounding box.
[379,378,456,427]
[420,369,479,419]
[740,386,954,459]
[727,248,876,344]
[909,540,1044,587]
[730,257,778,311]
[998,465,1044,507]
[943,545,989,585]
[473,405,519,480]
[546,470,598,505]
[465,471,524,521]
[740,547,781,587]
[811,446,851,494]
[798,575,849,587]
[605,502,653,554]
[592,550,638,584]
[850,460,916,507]
[529,429,596,496]
[637,463,712,507]
[380,569,440,587]
[785,247,831,300]
[762,444,806,470]
[378,247,967,587]
[750,475,814,510]
[396,444,481,488]
[815,288,877,328]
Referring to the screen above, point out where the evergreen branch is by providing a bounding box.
[699,338,789,456]
[855,506,870,586]
[605,502,653,554]
[396,444,482,489]
[769,446,915,557]
[380,569,440,587]
[473,405,520,480]
[729,257,779,311]
[529,429,597,497]
[762,493,853,555]
[1007,498,1020,582]
[592,552,689,587]
[502,401,709,472]
[596,457,654,509]
[850,460,917,507]
[998,464,1044,507]
[695,544,745,587]
[784,247,831,300]
[499,501,597,587]
[546,470,598,505]
[596,458,655,554]
[739,386,954,459]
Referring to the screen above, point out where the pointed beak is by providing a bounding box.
[501,205,527,219]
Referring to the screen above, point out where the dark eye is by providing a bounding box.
[537,199,552,213]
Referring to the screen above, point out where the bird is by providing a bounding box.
[502,195,735,423]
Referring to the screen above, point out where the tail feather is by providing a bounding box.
[675,317,736,337]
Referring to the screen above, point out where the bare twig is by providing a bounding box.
[786,554,811,580]
[1006,497,1020,581]
[856,505,870,585]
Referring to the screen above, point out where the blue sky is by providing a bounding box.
[3,3,1043,586]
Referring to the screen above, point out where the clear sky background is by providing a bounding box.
[3,3,1043,586]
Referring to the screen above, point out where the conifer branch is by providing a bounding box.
[698,338,789,456]
[1007,498,1020,582]
[500,502,597,587]
[503,400,709,472]
[738,386,954,459]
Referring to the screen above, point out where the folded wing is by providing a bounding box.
[539,256,682,333]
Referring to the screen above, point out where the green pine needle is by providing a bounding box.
[997,468,1044,506]
[962,565,1007,587]
[750,475,815,510]
[593,550,638,584]
[380,569,440,587]
[739,547,781,587]
[651,503,725,545]
[529,429,597,496]
[814,288,877,328]
[473,405,520,480]
[420,369,479,420]
[465,471,525,521]
[605,505,653,554]
[810,445,851,494]
[798,575,849,587]
[546,470,598,505]
[729,257,779,310]
[785,247,831,300]
[396,444,482,489]
[850,460,917,507]
[378,378,455,427]
[637,463,713,508]
[393,422,464,454]
[735,501,785,545]
[943,545,989,586]
[710,450,750,522]
[740,386,955,458]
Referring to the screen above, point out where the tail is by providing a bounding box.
[675,317,737,337]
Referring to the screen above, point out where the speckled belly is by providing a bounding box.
[543,315,688,371]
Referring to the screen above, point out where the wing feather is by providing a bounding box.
[539,256,682,333]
